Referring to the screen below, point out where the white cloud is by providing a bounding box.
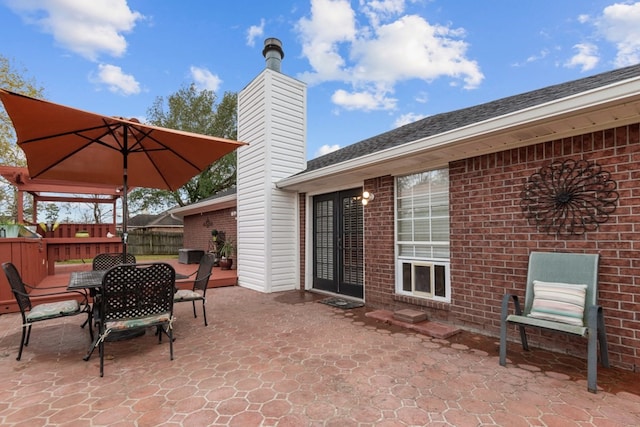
[564,43,599,71]
[526,49,550,64]
[190,66,222,92]
[331,88,396,111]
[316,144,341,156]
[393,112,427,128]
[296,0,357,84]
[5,0,143,61]
[246,19,265,47]
[351,15,483,89]
[596,2,640,67]
[361,0,406,27]
[295,0,483,112]
[93,64,140,95]
[577,14,590,24]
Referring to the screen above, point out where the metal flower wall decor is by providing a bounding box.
[520,159,619,235]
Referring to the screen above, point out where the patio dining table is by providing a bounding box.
[67,270,189,292]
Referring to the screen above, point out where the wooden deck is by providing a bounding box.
[28,258,237,301]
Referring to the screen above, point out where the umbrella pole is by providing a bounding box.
[122,126,128,259]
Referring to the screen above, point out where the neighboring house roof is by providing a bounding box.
[127,211,183,228]
[170,187,238,218]
[278,63,640,193]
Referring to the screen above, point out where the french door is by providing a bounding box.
[312,189,364,298]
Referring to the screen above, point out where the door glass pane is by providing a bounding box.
[342,195,363,286]
[315,200,333,280]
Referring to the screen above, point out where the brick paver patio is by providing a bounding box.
[1,285,639,426]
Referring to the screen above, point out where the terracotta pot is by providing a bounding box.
[219,258,233,270]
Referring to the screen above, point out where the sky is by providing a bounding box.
[1,0,640,161]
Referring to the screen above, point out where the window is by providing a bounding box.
[396,169,450,302]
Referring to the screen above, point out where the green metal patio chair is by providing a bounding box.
[499,251,609,393]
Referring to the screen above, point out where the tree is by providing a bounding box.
[0,54,44,221]
[128,84,238,214]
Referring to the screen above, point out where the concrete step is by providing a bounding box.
[366,309,461,339]
[393,308,428,323]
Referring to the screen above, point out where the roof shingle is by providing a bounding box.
[303,63,640,174]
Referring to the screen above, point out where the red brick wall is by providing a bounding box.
[451,125,640,371]
[363,176,396,307]
[363,124,640,371]
[183,208,237,252]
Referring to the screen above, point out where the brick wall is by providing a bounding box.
[451,125,640,371]
[183,208,237,252]
[363,176,397,307]
[363,124,640,371]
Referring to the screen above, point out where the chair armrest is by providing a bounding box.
[20,288,90,304]
[501,293,523,321]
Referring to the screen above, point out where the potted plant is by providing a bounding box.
[210,229,220,266]
[219,239,235,270]
[0,221,21,238]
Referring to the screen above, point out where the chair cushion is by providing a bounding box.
[528,280,587,326]
[174,289,203,301]
[105,313,172,330]
[27,300,80,321]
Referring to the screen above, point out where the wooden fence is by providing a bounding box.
[126,230,183,255]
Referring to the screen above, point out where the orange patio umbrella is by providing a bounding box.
[0,88,247,254]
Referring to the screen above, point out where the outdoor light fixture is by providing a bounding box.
[361,191,374,206]
[231,210,237,219]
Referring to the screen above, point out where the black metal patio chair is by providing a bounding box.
[2,261,94,361]
[88,262,176,376]
[80,252,137,328]
[92,252,137,270]
[174,252,214,326]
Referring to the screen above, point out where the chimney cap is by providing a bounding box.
[262,38,284,59]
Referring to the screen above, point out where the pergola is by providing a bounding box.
[0,165,123,225]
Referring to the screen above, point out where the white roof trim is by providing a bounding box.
[170,193,236,218]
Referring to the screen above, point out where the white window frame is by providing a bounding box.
[395,169,451,303]
[397,258,451,302]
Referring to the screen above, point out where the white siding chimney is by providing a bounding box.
[236,38,307,293]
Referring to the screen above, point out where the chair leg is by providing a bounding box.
[83,335,100,361]
[499,318,508,366]
[98,335,105,377]
[202,301,208,327]
[597,309,610,368]
[168,325,174,360]
[17,325,28,361]
[499,294,515,366]
[24,324,32,347]
[192,301,197,319]
[587,305,601,393]
[86,311,94,341]
[518,325,529,351]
